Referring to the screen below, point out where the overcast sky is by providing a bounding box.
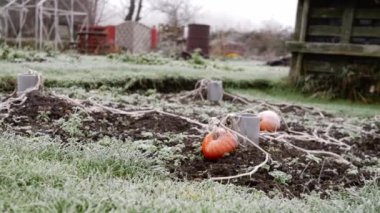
[104,0,298,31]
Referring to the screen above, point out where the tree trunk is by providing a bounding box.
[134,0,143,22]
[89,0,99,25]
[125,0,136,21]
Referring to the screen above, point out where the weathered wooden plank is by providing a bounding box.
[303,60,337,73]
[308,25,341,36]
[310,8,380,20]
[299,0,310,41]
[290,0,304,82]
[352,27,380,37]
[310,8,344,18]
[304,59,380,76]
[297,0,310,77]
[286,41,380,57]
[356,9,380,19]
[290,53,302,82]
[290,0,310,83]
[341,0,356,43]
[293,0,304,40]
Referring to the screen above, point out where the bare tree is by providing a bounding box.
[149,0,199,27]
[87,0,109,25]
[124,0,135,21]
[135,0,143,22]
[122,0,144,22]
[63,0,111,26]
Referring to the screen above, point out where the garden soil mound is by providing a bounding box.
[1,92,379,198]
[1,93,198,142]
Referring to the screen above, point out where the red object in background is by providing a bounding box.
[105,26,116,44]
[151,26,158,50]
[77,25,116,54]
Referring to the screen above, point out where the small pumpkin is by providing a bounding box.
[202,128,238,160]
[258,110,281,132]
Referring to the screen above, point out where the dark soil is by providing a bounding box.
[173,138,374,199]
[1,93,198,143]
[1,92,379,198]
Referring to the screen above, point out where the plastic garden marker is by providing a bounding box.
[17,73,39,96]
[207,80,223,102]
[234,113,260,145]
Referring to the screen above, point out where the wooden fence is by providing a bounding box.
[287,0,380,81]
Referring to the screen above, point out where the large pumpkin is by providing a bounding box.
[202,128,238,160]
[258,110,281,132]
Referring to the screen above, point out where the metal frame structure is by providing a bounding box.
[0,0,89,49]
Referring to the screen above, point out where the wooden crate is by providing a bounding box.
[287,0,380,82]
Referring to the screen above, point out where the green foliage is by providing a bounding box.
[298,65,380,101]
[189,50,207,66]
[0,44,11,60]
[43,44,58,58]
[56,108,86,137]
[0,43,47,62]
[144,89,158,96]
[37,111,51,123]
[269,170,292,185]
[0,76,15,92]
[107,51,247,72]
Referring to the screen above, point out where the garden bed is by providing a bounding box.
[0,88,379,198]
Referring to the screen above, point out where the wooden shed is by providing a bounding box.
[115,21,151,54]
[287,0,380,87]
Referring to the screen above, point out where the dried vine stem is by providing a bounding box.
[181,79,330,121]
[323,124,352,150]
[240,104,353,151]
[88,97,155,116]
[211,153,270,181]
[209,114,272,181]
[259,131,351,165]
[52,92,87,109]
[208,107,355,181]
[180,79,211,101]
[223,92,251,105]
[88,97,208,130]
[180,79,253,105]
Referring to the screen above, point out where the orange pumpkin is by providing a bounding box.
[202,128,238,160]
[258,110,281,132]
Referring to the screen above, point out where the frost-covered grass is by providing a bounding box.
[0,134,379,212]
[232,88,380,117]
[0,55,288,83]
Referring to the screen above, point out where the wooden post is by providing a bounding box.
[290,0,310,83]
[54,0,59,50]
[18,9,23,48]
[290,0,304,82]
[35,5,39,49]
[39,5,43,50]
[70,0,74,43]
[341,0,356,43]
[293,0,304,41]
[299,0,310,42]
